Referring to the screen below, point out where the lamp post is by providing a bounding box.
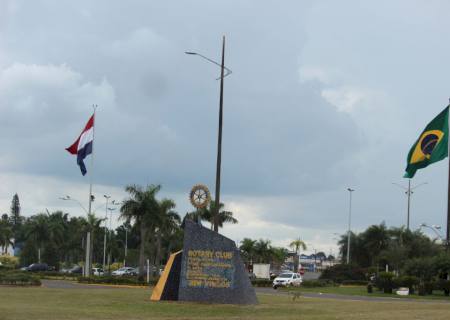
[346,188,355,264]
[107,207,117,272]
[419,223,445,243]
[124,226,128,267]
[185,36,232,232]
[392,181,427,230]
[60,195,91,275]
[102,195,111,270]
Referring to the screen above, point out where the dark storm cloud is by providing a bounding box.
[0,0,362,197]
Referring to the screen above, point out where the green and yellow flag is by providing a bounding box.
[404,106,449,178]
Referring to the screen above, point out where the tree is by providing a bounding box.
[120,184,161,277]
[25,214,49,263]
[0,218,13,254]
[289,238,307,272]
[153,198,180,274]
[254,239,272,263]
[9,193,23,246]
[84,213,105,265]
[196,200,238,231]
[240,238,257,264]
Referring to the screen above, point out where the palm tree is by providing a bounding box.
[289,238,307,272]
[25,214,50,263]
[0,219,13,255]
[120,184,161,276]
[153,198,180,273]
[84,213,105,265]
[254,239,272,263]
[198,201,238,231]
[240,238,257,264]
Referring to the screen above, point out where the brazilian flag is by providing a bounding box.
[404,106,449,178]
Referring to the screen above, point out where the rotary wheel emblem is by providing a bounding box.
[189,184,211,209]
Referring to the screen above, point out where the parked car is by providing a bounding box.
[22,263,49,272]
[92,268,104,276]
[67,265,83,274]
[272,272,302,289]
[111,267,137,276]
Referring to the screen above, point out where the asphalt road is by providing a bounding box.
[40,280,450,304]
[41,280,145,290]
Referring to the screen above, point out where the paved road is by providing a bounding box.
[41,280,450,304]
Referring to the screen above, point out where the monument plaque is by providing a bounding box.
[178,220,258,304]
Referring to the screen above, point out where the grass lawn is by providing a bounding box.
[1,285,450,320]
[296,285,450,300]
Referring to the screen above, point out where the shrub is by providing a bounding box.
[376,272,395,294]
[0,255,19,268]
[393,276,419,294]
[251,279,273,287]
[78,275,158,286]
[341,280,368,286]
[301,279,335,288]
[0,271,41,286]
[319,264,367,283]
[109,262,124,272]
[437,280,450,296]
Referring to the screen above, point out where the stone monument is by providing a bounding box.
[151,184,257,304]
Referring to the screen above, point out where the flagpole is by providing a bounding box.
[84,104,97,277]
[447,99,450,250]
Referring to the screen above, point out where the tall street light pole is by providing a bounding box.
[107,206,116,272]
[102,195,111,270]
[346,188,355,264]
[392,181,427,230]
[185,36,232,232]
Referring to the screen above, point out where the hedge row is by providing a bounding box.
[0,271,41,286]
[301,279,336,287]
[78,276,158,286]
[341,280,368,286]
[251,279,273,287]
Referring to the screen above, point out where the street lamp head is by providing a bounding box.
[184,51,197,55]
[104,195,111,199]
[347,188,354,192]
[432,225,442,230]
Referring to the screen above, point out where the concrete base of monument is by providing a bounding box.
[151,219,258,305]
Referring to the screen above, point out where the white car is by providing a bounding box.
[111,267,137,276]
[92,268,104,276]
[272,272,302,289]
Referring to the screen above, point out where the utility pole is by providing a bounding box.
[103,195,110,270]
[346,188,354,264]
[213,36,226,232]
[392,181,427,230]
[185,37,232,233]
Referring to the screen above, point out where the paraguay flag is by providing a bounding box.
[66,114,95,176]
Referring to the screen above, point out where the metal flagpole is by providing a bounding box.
[447,99,450,250]
[406,179,411,230]
[84,104,97,277]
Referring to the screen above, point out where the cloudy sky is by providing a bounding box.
[1,0,450,256]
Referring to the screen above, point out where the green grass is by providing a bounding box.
[1,285,450,320]
[295,285,450,300]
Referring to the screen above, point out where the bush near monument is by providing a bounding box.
[78,275,158,286]
[0,270,41,286]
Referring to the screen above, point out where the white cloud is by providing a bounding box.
[321,86,374,113]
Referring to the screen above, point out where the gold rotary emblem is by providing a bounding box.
[189,184,211,209]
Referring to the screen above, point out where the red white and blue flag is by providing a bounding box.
[66,114,95,176]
